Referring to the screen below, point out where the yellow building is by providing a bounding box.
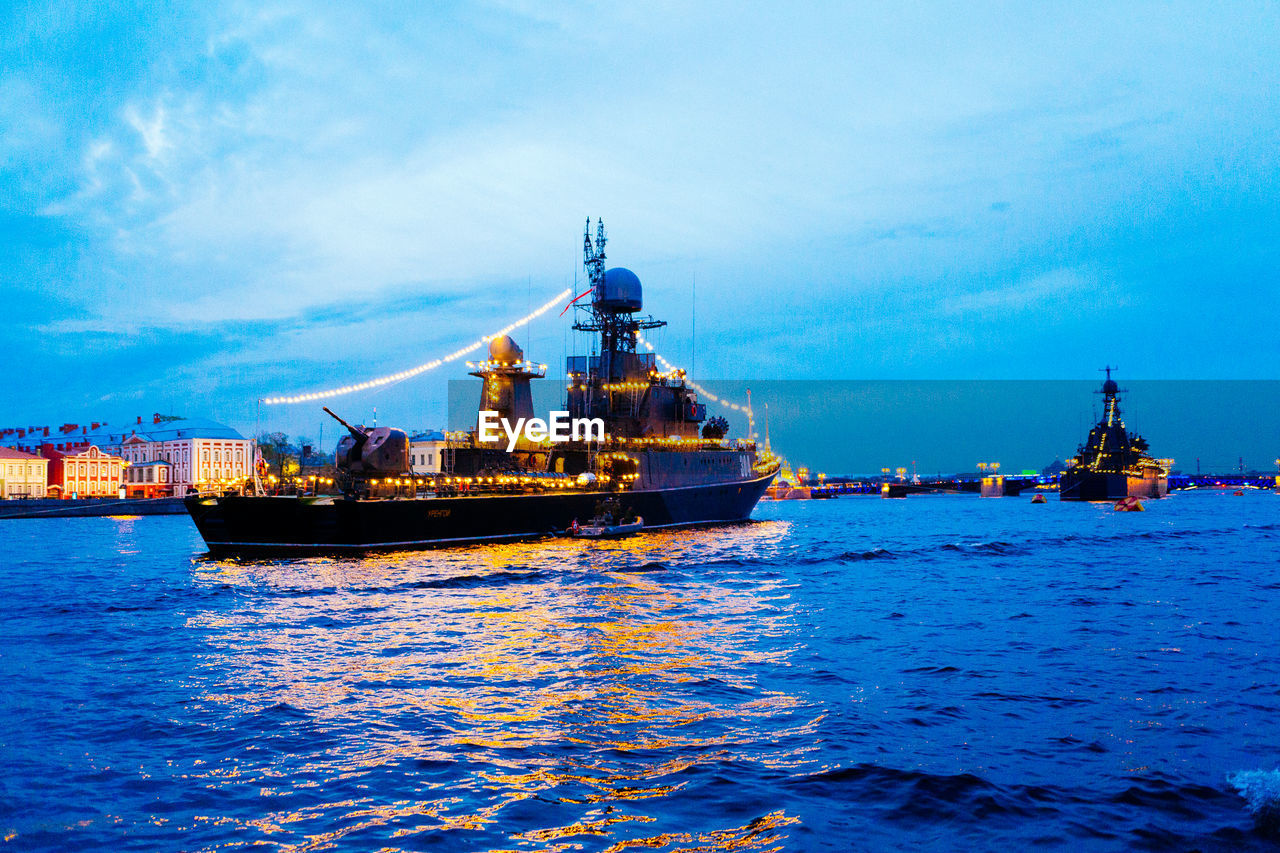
[0,447,49,498]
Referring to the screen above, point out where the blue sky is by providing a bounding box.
[3,1,1278,449]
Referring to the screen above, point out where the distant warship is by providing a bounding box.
[184,219,779,554]
[1059,368,1169,501]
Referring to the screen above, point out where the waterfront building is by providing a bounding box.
[3,414,251,496]
[0,447,49,498]
[115,417,252,494]
[44,444,126,498]
[123,460,174,499]
[409,430,448,474]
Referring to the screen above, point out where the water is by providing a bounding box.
[2,491,1279,851]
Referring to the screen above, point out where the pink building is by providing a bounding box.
[44,444,125,499]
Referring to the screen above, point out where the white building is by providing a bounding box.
[114,417,253,494]
[409,430,448,474]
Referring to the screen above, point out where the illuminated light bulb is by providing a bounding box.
[263,288,571,404]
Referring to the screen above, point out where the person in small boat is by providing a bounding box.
[570,518,580,534]
[592,498,620,525]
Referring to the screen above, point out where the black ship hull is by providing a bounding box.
[1059,470,1168,501]
[185,470,777,556]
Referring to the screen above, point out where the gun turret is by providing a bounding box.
[323,406,410,479]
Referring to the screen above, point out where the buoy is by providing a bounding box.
[1030,493,1047,503]
[1114,496,1145,512]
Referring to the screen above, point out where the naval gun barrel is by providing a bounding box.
[323,406,367,442]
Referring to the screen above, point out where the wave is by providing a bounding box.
[792,764,1268,847]
[1229,769,1280,829]
[789,763,1056,823]
[789,539,1030,566]
[663,547,896,573]
[251,570,553,600]
[830,548,893,563]
[940,540,1023,554]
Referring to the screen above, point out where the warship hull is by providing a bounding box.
[1059,471,1168,502]
[185,470,776,556]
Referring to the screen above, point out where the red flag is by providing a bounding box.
[559,287,594,316]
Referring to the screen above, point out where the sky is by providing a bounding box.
[3,1,1278,466]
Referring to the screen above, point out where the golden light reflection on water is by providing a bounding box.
[105,514,142,557]
[182,522,811,849]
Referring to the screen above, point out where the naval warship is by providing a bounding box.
[185,220,779,554]
[1059,368,1169,501]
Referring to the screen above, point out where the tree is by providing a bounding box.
[702,416,730,439]
[256,432,291,471]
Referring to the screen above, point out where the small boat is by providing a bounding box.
[1233,489,1245,496]
[1114,496,1145,512]
[1030,493,1047,504]
[570,516,643,539]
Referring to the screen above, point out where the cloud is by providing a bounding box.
[943,268,1103,317]
[124,102,169,161]
[3,0,1280,430]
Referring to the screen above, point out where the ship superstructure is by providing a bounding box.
[1060,368,1169,501]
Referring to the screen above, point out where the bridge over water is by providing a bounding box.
[824,473,1277,497]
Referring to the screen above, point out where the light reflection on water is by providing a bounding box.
[181,521,812,849]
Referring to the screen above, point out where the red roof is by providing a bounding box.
[40,444,101,461]
[0,447,43,461]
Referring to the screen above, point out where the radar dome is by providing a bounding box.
[1102,378,1119,394]
[595,267,643,313]
[488,335,524,364]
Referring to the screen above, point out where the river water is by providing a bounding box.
[2,490,1279,850]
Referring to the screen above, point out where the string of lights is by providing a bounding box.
[634,331,755,424]
[263,288,572,405]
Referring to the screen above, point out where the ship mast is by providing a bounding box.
[1101,365,1120,427]
[566,218,711,441]
[573,217,665,382]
